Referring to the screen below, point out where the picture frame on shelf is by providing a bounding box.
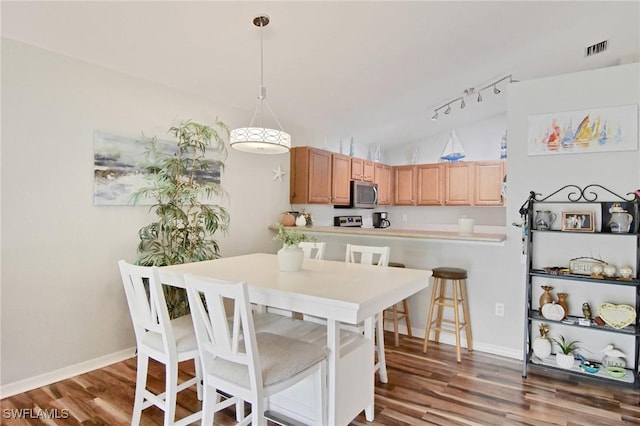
[562,211,594,232]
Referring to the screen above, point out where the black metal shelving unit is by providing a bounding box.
[520,184,640,387]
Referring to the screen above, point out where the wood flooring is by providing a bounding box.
[2,334,639,425]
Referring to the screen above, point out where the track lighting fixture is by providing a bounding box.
[430,74,513,121]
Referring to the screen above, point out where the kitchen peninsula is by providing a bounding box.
[268,224,506,244]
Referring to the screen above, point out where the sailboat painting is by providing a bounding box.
[528,104,637,156]
[439,130,466,162]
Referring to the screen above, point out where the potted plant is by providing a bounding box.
[273,224,314,271]
[551,335,581,369]
[131,119,230,318]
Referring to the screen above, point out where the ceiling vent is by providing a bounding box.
[585,40,608,57]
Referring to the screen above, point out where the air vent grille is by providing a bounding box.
[585,40,608,57]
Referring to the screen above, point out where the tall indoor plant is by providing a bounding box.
[131,119,230,317]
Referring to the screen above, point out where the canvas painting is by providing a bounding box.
[527,104,638,156]
[93,131,221,205]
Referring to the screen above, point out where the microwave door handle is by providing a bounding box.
[373,185,378,205]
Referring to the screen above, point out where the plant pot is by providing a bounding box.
[277,245,304,272]
[555,353,575,369]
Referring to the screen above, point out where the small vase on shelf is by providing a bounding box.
[556,293,569,319]
[539,285,555,313]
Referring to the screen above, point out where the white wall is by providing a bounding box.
[505,63,640,360]
[0,39,294,391]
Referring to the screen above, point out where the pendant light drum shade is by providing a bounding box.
[230,14,291,154]
[230,127,291,154]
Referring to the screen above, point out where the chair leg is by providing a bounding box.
[194,356,203,401]
[202,386,216,425]
[375,313,388,383]
[392,304,400,346]
[164,360,178,426]
[423,278,440,353]
[434,278,446,343]
[252,398,266,426]
[460,279,473,352]
[317,361,327,426]
[402,298,412,338]
[452,280,462,363]
[132,354,149,426]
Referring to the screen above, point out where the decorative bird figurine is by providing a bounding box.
[601,344,627,368]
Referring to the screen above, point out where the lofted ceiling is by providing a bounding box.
[2,1,639,149]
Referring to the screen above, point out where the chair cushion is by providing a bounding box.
[205,332,327,389]
[142,314,198,353]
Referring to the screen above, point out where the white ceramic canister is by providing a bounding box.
[458,216,475,235]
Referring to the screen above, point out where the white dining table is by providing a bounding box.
[160,253,431,426]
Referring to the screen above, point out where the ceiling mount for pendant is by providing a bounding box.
[230,14,291,154]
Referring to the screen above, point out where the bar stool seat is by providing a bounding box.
[422,267,472,362]
[383,262,412,346]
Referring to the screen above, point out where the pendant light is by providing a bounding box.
[230,15,291,154]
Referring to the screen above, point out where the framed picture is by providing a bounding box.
[562,211,594,232]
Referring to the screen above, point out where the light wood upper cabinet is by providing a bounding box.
[474,160,505,205]
[393,165,417,205]
[445,163,474,206]
[352,158,375,182]
[290,147,332,204]
[332,153,352,205]
[374,163,393,205]
[417,163,444,205]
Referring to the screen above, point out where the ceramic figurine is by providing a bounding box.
[601,344,627,368]
[582,302,592,320]
[532,324,552,359]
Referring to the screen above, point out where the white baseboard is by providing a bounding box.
[385,324,522,360]
[0,347,136,398]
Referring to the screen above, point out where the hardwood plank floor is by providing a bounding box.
[2,333,639,425]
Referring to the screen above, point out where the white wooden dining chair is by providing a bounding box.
[344,244,390,383]
[298,241,327,260]
[118,260,202,426]
[184,274,328,426]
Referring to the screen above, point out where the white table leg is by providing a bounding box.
[327,318,339,425]
[363,317,375,421]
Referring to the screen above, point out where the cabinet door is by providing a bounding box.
[374,163,392,205]
[475,160,505,206]
[362,161,375,182]
[393,166,416,206]
[332,154,352,205]
[351,158,364,180]
[417,164,444,205]
[289,147,332,204]
[445,163,474,205]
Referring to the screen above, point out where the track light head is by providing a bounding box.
[477,92,483,102]
[460,99,466,109]
[432,111,438,121]
[444,104,451,114]
[494,85,501,95]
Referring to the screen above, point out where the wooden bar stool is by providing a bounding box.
[384,262,412,346]
[422,267,472,362]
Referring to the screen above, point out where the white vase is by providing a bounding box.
[532,337,552,359]
[277,245,304,272]
[295,215,307,226]
[555,353,575,369]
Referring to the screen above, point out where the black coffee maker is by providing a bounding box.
[373,212,390,228]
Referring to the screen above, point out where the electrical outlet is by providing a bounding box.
[402,214,408,223]
[495,303,504,317]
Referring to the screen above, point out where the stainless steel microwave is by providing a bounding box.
[349,180,378,209]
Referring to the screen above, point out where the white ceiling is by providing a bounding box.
[2,1,639,149]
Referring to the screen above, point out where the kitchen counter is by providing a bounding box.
[269,225,506,244]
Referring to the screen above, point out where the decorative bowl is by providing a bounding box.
[579,362,600,374]
[606,366,626,378]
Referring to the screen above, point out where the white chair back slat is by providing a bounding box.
[345,244,390,266]
[118,260,173,347]
[298,241,327,260]
[185,274,264,392]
